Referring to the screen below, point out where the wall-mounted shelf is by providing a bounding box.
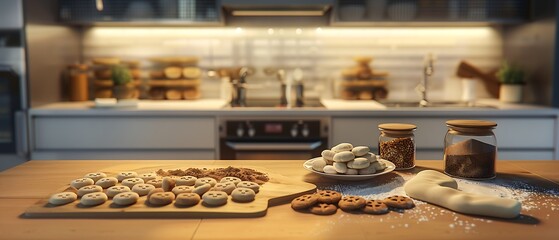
[58,0,223,26]
[332,0,531,26]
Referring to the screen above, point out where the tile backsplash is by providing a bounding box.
[83,26,502,101]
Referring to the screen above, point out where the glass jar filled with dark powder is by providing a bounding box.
[378,123,417,170]
[444,120,497,180]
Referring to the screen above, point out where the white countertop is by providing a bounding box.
[29,98,559,117]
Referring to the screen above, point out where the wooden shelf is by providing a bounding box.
[93,80,141,88]
[148,79,200,87]
[341,79,387,88]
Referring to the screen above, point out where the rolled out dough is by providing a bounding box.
[404,170,521,219]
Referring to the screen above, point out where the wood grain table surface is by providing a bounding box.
[0,160,558,240]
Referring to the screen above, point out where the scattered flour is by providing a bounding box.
[317,171,559,232]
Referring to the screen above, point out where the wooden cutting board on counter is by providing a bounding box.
[24,164,316,218]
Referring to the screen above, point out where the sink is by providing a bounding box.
[379,101,496,109]
[229,98,325,108]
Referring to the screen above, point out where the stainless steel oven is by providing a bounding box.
[219,118,328,160]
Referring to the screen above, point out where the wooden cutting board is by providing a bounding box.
[24,164,316,218]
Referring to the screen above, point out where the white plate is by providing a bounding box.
[303,157,396,181]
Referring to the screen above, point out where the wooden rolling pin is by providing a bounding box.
[456,61,500,98]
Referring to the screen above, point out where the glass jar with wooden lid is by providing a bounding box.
[444,120,497,180]
[378,123,417,170]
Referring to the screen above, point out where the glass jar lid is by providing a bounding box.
[446,120,497,134]
[378,123,416,131]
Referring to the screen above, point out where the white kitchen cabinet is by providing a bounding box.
[31,116,217,160]
[332,117,558,160]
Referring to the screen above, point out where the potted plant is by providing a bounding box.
[496,62,525,103]
[111,64,137,99]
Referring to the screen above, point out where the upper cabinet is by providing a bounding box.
[56,0,532,26]
[58,0,222,25]
[333,0,531,25]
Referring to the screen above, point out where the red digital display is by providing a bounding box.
[265,124,283,133]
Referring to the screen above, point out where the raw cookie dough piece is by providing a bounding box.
[139,172,157,182]
[121,178,145,189]
[333,162,348,174]
[78,185,103,197]
[172,186,194,195]
[312,158,327,172]
[116,171,138,182]
[332,143,353,153]
[149,192,175,206]
[147,188,164,199]
[323,165,337,174]
[162,177,176,192]
[195,177,217,187]
[333,152,355,163]
[363,200,389,215]
[95,177,118,189]
[106,185,131,198]
[371,161,386,171]
[363,152,377,163]
[311,203,337,215]
[132,183,156,196]
[352,146,370,157]
[231,187,256,203]
[404,170,521,219]
[358,165,377,175]
[338,196,366,211]
[346,169,358,175]
[176,176,197,186]
[321,150,336,161]
[347,158,370,169]
[219,177,241,186]
[84,172,107,182]
[71,178,95,189]
[291,194,319,210]
[193,183,212,196]
[202,191,228,206]
[49,192,78,205]
[236,181,260,193]
[383,195,415,209]
[147,179,163,188]
[112,192,139,206]
[80,192,108,206]
[212,182,236,195]
[317,190,342,204]
[175,193,201,206]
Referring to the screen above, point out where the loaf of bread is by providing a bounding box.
[404,170,521,219]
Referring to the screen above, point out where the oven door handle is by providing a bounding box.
[225,141,323,151]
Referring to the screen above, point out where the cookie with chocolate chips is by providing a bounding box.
[316,190,342,204]
[291,194,319,210]
[383,195,415,209]
[310,203,338,215]
[363,200,389,214]
[338,196,366,211]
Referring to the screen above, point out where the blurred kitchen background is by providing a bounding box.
[1,0,559,168]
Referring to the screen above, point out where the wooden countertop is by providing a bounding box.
[1,160,558,240]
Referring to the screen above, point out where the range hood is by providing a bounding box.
[221,0,333,27]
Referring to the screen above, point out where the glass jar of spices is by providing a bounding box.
[444,120,497,180]
[378,123,416,170]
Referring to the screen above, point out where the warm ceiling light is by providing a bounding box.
[231,10,325,17]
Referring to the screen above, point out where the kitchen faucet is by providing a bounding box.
[417,53,435,107]
[231,67,249,107]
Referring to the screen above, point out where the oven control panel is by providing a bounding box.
[223,120,324,140]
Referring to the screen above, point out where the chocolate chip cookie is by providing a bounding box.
[291,194,319,210]
[383,195,415,209]
[363,200,389,214]
[338,196,366,211]
[316,190,342,204]
[310,203,338,215]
